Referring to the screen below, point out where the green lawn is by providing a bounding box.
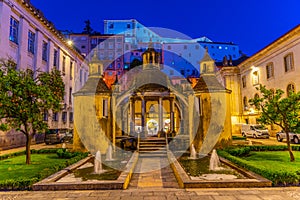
[219,149,300,185]
[240,151,300,173]
[0,154,71,181]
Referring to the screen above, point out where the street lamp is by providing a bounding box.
[67,40,73,46]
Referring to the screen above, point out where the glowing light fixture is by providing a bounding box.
[67,40,73,46]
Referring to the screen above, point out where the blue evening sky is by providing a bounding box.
[30,0,300,56]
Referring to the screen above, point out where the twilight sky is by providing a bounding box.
[30,0,300,57]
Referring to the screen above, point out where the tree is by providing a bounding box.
[0,59,65,164]
[249,84,300,162]
[130,59,142,69]
[82,20,94,34]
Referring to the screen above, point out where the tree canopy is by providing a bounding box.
[82,20,100,35]
[249,84,300,161]
[0,59,65,164]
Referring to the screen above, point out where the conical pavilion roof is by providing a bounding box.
[74,76,111,96]
[193,75,229,93]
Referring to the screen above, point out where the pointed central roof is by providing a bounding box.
[201,48,214,62]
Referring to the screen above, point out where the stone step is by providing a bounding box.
[139,147,167,151]
[140,138,166,142]
[139,151,167,157]
[139,141,166,144]
[139,145,167,147]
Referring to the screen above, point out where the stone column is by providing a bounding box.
[159,97,163,134]
[129,98,135,134]
[33,29,40,74]
[17,16,24,70]
[170,98,175,135]
[141,97,146,137]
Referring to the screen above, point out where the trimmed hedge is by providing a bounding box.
[56,148,82,159]
[0,149,59,161]
[0,150,88,190]
[218,146,300,185]
[232,136,247,140]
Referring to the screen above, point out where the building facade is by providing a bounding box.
[0,0,88,149]
[238,24,300,136]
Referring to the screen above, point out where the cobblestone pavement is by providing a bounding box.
[0,187,299,200]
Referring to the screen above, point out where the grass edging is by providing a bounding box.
[168,151,271,188]
[0,149,88,191]
[33,151,139,190]
[218,147,300,186]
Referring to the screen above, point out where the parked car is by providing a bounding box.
[276,130,300,144]
[44,129,73,145]
[241,124,270,139]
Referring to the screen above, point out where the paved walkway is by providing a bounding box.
[129,156,178,189]
[0,187,299,199]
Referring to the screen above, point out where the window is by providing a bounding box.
[52,112,58,121]
[42,41,48,62]
[43,110,48,121]
[108,42,113,49]
[69,112,74,122]
[180,69,185,76]
[70,61,73,80]
[9,17,19,44]
[184,45,187,50]
[69,87,72,104]
[195,97,203,116]
[243,97,248,110]
[53,49,58,68]
[79,69,82,82]
[252,71,259,85]
[287,83,295,97]
[266,63,274,79]
[269,89,275,100]
[62,56,66,74]
[195,45,199,50]
[103,99,108,117]
[109,23,114,29]
[242,76,246,88]
[27,31,35,54]
[203,63,207,73]
[168,46,171,50]
[284,53,294,72]
[127,23,131,29]
[62,112,67,123]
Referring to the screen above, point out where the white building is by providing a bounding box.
[238,24,300,135]
[0,0,88,148]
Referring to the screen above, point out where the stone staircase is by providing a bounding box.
[138,138,167,157]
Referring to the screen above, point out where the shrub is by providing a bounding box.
[56,148,81,159]
[224,146,251,156]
